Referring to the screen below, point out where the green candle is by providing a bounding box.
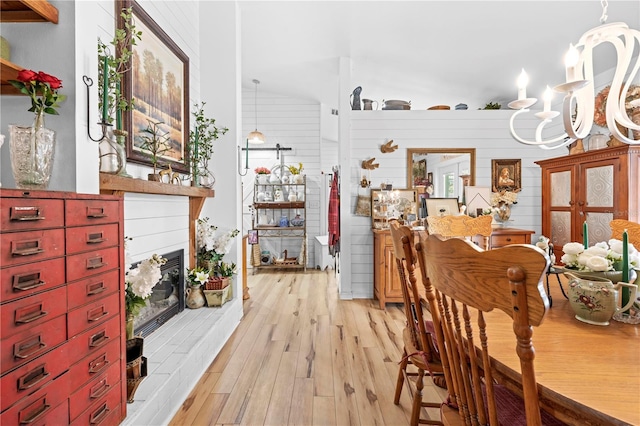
[116,81,122,130]
[583,221,588,249]
[621,229,630,313]
[102,56,109,123]
[622,229,629,282]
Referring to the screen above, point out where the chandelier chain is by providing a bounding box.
[600,0,608,24]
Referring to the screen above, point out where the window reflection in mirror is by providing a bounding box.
[407,148,476,202]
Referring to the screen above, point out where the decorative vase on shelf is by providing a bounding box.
[9,112,56,189]
[99,125,127,175]
[258,174,269,185]
[293,174,304,184]
[493,202,511,226]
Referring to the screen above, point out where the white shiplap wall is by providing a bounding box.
[241,88,321,267]
[346,109,559,298]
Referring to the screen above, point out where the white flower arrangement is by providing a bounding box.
[490,190,519,206]
[124,238,167,317]
[561,239,639,272]
[196,217,239,267]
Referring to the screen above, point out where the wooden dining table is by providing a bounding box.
[480,276,640,426]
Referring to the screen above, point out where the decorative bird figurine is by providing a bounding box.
[362,158,380,170]
[380,140,398,153]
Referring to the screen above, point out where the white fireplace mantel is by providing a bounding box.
[99,173,214,268]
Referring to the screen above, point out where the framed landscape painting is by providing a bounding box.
[119,0,190,173]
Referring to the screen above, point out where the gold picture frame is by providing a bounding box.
[491,159,521,192]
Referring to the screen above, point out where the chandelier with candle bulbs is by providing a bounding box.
[509,1,640,149]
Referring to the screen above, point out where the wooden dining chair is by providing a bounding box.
[417,233,566,426]
[389,220,444,426]
[426,215,493,250]
[610,219,640,247]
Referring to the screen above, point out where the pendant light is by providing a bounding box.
[248,79,265,144]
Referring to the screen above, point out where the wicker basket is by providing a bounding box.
[204,276,229,290]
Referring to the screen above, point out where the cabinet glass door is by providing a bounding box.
[549,169,573,248]
[582,161,616,244]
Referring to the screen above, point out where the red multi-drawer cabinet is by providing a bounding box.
[0,188,126,425]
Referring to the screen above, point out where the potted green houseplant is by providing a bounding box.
[97,7,141,176]
[188,101,228,187]
[138,120,171,181]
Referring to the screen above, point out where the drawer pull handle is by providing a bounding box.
[506,238,512,242]
[89,330,109,348]
[11,239,45,257]
[18,397,51,424]
[17,364,50,390]
[90,378,111,399]
[10,206,45,222]
[87,281,106,296]
[89,403,109,425]
[12,272,45,291]
[89,354,110,374]
[86,207,107,219]
[14,303,48,324]
[14,335,47,359]
[88,306,109,322]
[86,257,106,270]
[87,232,106,244]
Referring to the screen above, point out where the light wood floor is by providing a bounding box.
[169,269,447,425]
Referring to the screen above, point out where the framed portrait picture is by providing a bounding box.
[492,159,521,192]
[425,198,459,217]
[248,230,259,245]
[118,0,190,173]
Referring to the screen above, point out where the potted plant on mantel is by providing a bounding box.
[97,6,141,176]
[188,101,228,187]
[138,119,171,181]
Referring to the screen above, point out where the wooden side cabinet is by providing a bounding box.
[536,145,639,259]
[373,230,403,309]
[480,227,534,249]
[0,188,126,425]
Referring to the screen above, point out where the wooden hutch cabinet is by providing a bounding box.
[536,145,639,258]
[0,189,126,425]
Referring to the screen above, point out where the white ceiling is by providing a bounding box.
[239,0,640,110]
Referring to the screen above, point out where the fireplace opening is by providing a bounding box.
[132,249,185,337]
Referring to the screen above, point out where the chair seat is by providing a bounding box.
[441,384,566,426]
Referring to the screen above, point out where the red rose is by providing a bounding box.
[16,69,38,83]
[37,71,63,89]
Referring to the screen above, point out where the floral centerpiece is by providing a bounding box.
[196,217,240,273]
[255,167,270,174]
[490,190,519,224]
[561,240,639,273]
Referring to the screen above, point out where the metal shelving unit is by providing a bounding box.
[252,176,307,271]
